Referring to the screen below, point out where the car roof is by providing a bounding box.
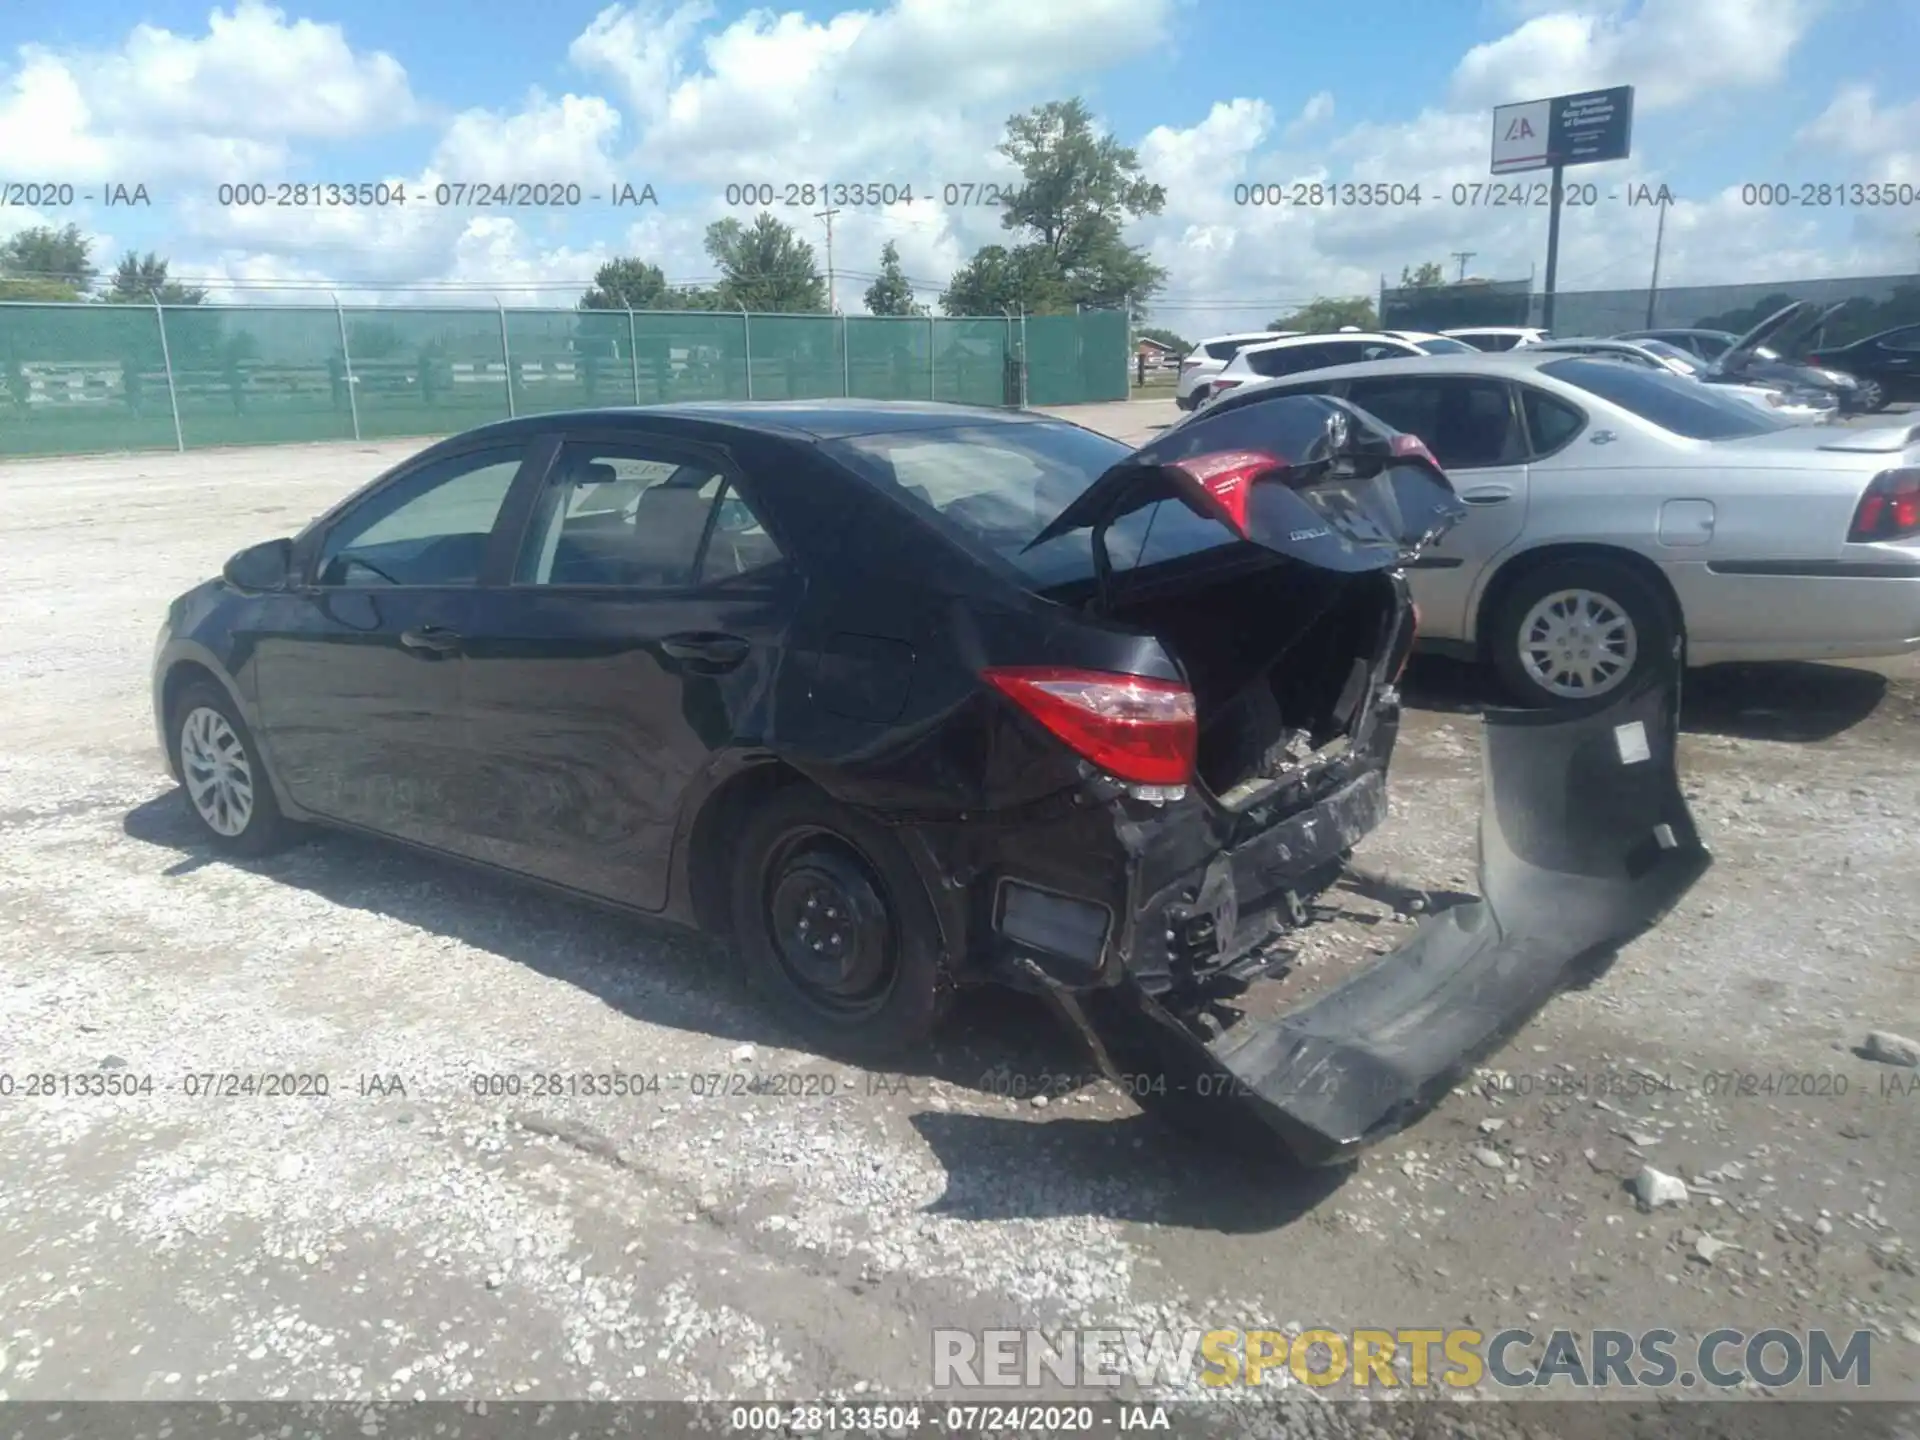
[430,399,1058,444]
[1442,326,1543,335]
[1622,328,1736,340]
[1237,332,1412,354]
[1222,349,1622,390]
[1192,329,1288,346]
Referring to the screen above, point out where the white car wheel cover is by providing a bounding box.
[1517,588,1638,699]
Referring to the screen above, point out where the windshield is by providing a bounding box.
[1538,357,1793,438]
[1410,335,1477,354]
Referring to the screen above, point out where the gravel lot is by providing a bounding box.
[3,405,1919,1430]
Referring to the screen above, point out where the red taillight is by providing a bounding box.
[1848,468,1920,542]
[982,667,1196,786]
[1164,448,1288,537]
[1390,431,1441,470]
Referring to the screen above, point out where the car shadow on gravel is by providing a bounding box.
[125,796,1208,1110]
[908,1109,1344,1232]
[1402,654,1889,743]
[123,789,1360,1231]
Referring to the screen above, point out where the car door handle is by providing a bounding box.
[1459,485,1514,505]
[399,626,462,654]
[660,632,750,671]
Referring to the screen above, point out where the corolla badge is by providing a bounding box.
[1290,526,1333,542]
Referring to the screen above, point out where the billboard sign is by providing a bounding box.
[1492,86,1633,174]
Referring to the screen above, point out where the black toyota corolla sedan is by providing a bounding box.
[153,396,1707,1163]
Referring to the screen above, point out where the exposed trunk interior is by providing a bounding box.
[1106,563,1399,805]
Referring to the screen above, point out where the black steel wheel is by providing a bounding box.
[730,788,952,1056]
[762,829,899,1020]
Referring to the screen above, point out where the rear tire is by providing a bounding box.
[169,679,294,856]
[728,787,953,1059]
[1488,558,1676,709]
[1855,379,1886,413]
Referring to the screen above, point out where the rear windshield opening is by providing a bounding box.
[822,422,1245,589]
[1537,357,1792,439]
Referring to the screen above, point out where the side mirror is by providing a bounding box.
[222,538,293,593]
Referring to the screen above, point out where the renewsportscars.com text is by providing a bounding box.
[932,1326,1876,1391]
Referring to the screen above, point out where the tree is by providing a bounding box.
[1138,325,1189,353]
[939,244,1071,316]
[0,224,97,291]
[996,97,1166,309]
[578,258,724,312]
[105,251,206,304]
[863,241,925,316]
[941,97,1167,316]
[704,214,826,313]
[1398,261,1447,288]
[1270,296,1379,332]
[581,258,672,310]
[0,277,83,301]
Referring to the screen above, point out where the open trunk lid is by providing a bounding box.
[1024,393,1469,581]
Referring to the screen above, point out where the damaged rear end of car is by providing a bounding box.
[810,395,1710,1165]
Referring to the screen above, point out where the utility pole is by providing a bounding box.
[1645,196,1669,329]
[814,206,841,311]
[1450,251,1475,283]
[1541,165,1567,332]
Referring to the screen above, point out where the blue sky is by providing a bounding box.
[2,0,1918,332]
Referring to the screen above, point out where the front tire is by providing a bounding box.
[1488,559,1676,709]
[728,788,953,1058]
[169,680,294,855]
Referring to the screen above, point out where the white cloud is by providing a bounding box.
[1283,91,1335,141]
[9,0,1917,332]
[433,91,625,186]
[574,0,1173,180]
[569,2,717,129]
[1450,0,1820,113]
[0,0,419,185]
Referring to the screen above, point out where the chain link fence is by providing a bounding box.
[1380,271,1920,344]
[0,302,1130,458]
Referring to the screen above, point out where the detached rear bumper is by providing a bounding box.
[1074,668,1711,1165]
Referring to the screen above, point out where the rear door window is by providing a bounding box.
[1344,376,1525,469]
[1205,338,1260,360]
[1519,387,1586,455]
[1246,344,1325,376]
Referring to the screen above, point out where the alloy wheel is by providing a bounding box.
[1858,380,1885,412]
[1517,588,1639,700]
[179,705,255,837]
[762,831,898,1020]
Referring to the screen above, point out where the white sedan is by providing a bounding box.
[1527,336,1838,423]
[1181,350,1920,707]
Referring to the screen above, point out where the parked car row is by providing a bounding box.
[1180,301,1919,427]
[1165,344,1920,709]
[1185,330,1476,409]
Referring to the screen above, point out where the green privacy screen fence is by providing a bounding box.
[0,303,1130,458]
